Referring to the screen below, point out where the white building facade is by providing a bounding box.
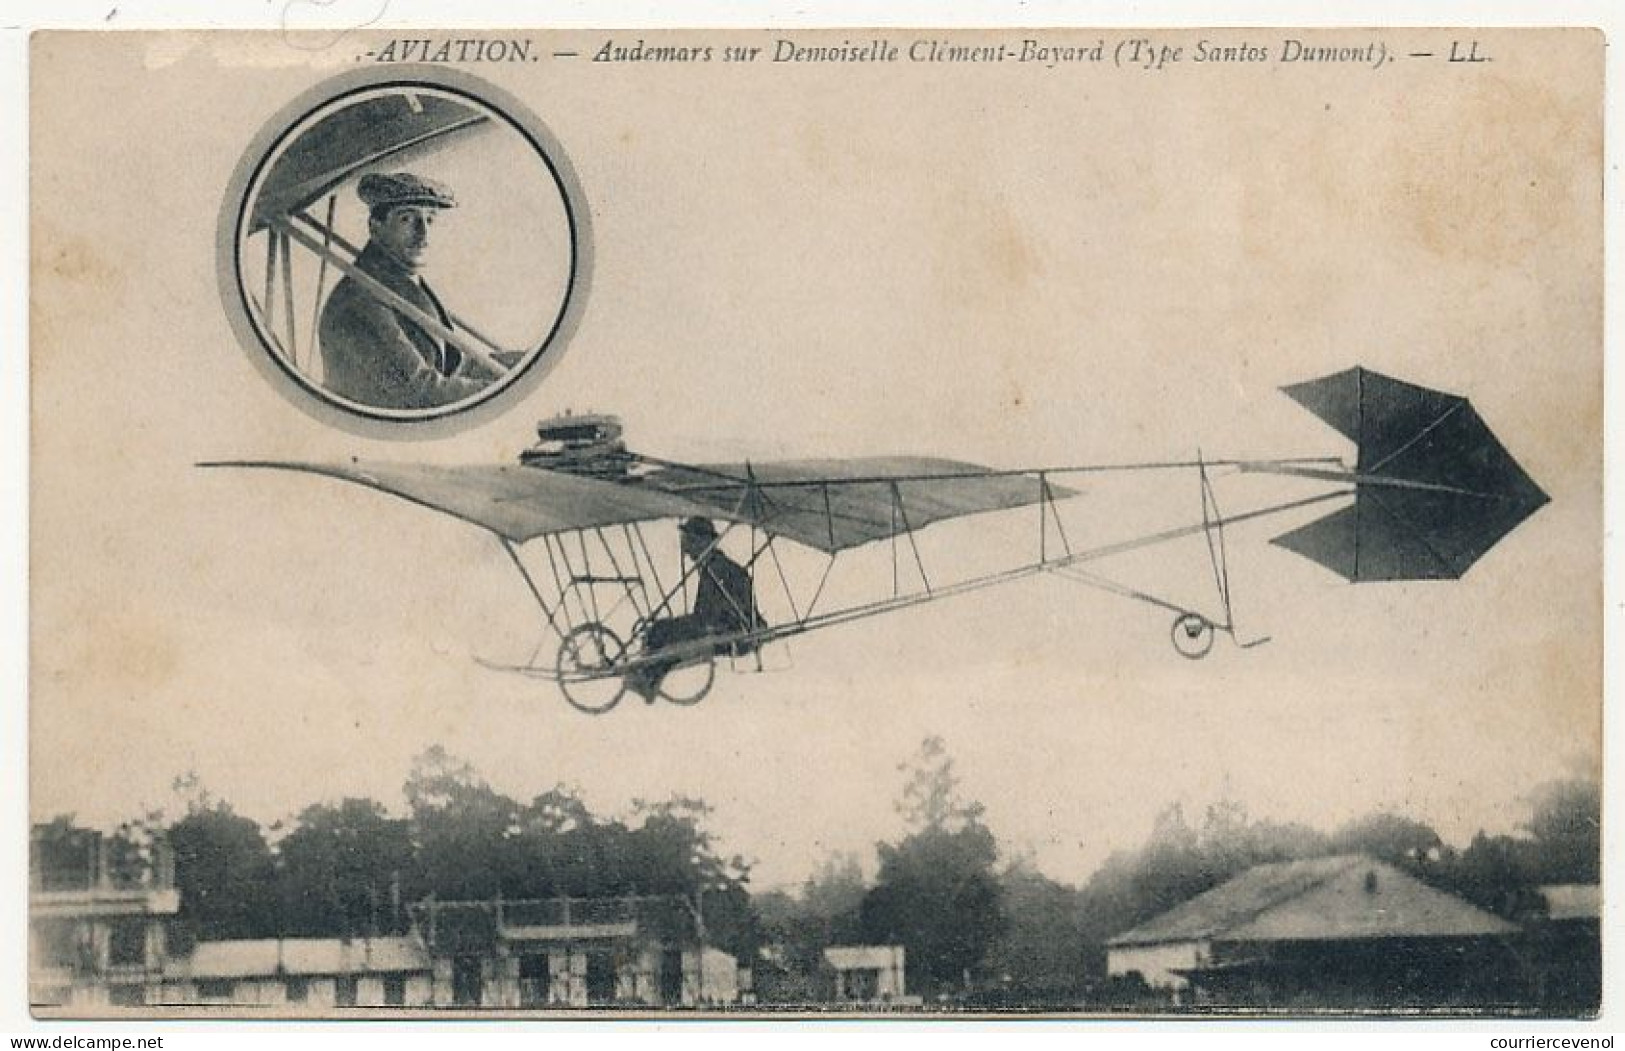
[824,945,907,1003]
[29,827,180,1009]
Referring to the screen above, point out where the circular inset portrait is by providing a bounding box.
[222,71,588,431]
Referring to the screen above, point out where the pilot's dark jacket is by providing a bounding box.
[318,241,496,410]
[693,552,760,635]
[644,551,765,659]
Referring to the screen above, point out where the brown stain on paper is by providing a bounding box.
[52,607,183,696]
[930,184,1044,311]
[1385,73,1596,268]
[34,220,127,304]
[32,222,130,378]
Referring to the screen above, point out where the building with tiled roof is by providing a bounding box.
[1106,855,1523,1008]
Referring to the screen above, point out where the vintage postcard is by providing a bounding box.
[27,28,1602,1018]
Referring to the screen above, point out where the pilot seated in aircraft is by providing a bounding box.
[627,517,765,700]
[318,172,518,411]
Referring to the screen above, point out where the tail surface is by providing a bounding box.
[1271,367,1548,581]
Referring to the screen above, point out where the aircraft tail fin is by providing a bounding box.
[1270,367,1548,582]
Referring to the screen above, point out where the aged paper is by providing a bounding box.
[27,28,1602,1018]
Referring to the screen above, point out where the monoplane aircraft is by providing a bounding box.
[206,367,1548,714]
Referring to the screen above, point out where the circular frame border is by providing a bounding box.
[216,65,592,439]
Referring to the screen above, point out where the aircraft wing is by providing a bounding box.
[639,457,1076,555]
[248,92,492,232]
[201,460,710,543]
[205,456,1075,554]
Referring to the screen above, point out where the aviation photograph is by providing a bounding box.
[22,25,1602,1023]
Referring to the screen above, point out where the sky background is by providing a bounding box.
[28,29,1602,892]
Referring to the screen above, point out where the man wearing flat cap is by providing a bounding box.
[319,171,511,410]
[627,517,764,701]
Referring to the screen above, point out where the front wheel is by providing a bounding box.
[556,623,627,714]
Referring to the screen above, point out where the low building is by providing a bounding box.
[412,896,739,1008]
[1107,855,1523,1008]
[29,825,180,1009]
[823,945,907,1003]
[154,937,433,1008]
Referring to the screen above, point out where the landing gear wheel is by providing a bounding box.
[556,623,627,714]
[1171,613,1216,660]
[658,657,716,707]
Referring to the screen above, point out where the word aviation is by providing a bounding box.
[207,367,1547,715]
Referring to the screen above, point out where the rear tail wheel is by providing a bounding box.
[557,623,627,714]
[1171,612,1216,660]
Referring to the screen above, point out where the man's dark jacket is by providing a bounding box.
[318,241,495,410]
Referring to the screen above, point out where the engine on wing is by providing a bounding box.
[519,412,631,479]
